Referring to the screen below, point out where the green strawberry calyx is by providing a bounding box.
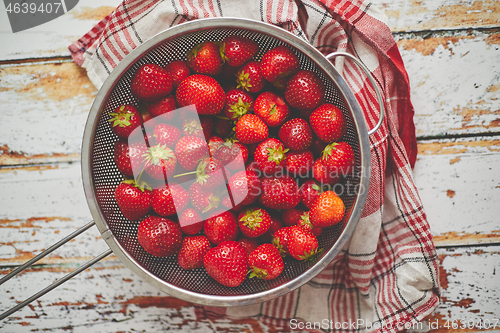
[322,142,340,160]
[266,145,289,165]
[143,144,175,166]
[236,71,253,91]
[239,208,263,230]
[202,190,223,213]
[183,119,203,135]
[122,176,151,192]
[248,266,269,279]
[228,97,252,120]
[297,247,324,262]
[108,106,133,128]
[272,237,287,257]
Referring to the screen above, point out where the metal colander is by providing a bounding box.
[1,17,383,316]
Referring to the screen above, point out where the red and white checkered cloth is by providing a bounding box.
[70,1,440,331]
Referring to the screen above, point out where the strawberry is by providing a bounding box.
[151,183,189,217]
[174,135,209,171]
[236,60,265,93]
[237,236,260,254]
[108,104,143,139]
[284,70,325,111]
[186,41,223,76]
[248,243,284,280]
[285,149,314,178]
[213,141,249,173]
[259,174,301,210]
[114,179,152,221]
[282,208,305,226]
[114,139,141,177]
[223,89,254,121]
[272,226,291,257]
[225,169,261,208]
[146,95,177,121]
[237,206,271,238]
[254,138,289,176]
[309,103,347,143]
[182,115,214,139]
[203,211,240,245]
[235,114,268,144]
[203,240,248,287]
[153,123,181,148]
[177,235,212,270]
[321,141,356,177]
[297,211,322,237]
[309,190,345,228]
[178,208,204,235]
[189,182,227,218]
[131,63,173,101]
[142,144,177,180]
[137,216,182,257]
[300,179,323,209]
[222,35,259,67]
[287,225,320,261]
[260,212,284,243]
[253,91,290,127]
[189,156,227,190]
[278,118,313,152]
[260,45,299,83]
[176,74,226,115]
[312,157,341,185]
[164,60,191,88]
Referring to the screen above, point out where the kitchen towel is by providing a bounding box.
[69,1,440,332]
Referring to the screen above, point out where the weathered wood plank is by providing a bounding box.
[396,30,500,138]
[1,246,498,332]
[372,0,500,32]
[414,136,500,246]
[0,0,119,61]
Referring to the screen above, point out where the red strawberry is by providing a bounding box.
[164,60,191,88]
[309,103,347,143]
[321,141,356,177]
[151,183,189,217]
[137,216,182,257]
[142,144,177,180]
[300,179,323,209]
[203,240,248,287]
[223,89,254,121]
[182,115,214,139]
[253,91,290,127]
[261,45,299,83]
[189,156,227,191]
[312,157,341,185]
[153,123,181,148]
[236,60,265,93]
[297,211,323,237]
[146,95,177,121]
[186,41,223,76]
[272,226,291,257]
[189,182,228,218]
[254,138,288,176]
[278,118,313,152]
[207,135,225,157]
[213,141,249,173]
[237,236,260,254]
[285,70,325,111]
[260,212,284,243]
[259,174,301,210]
[235,114,268,144]
[309,190,345,228]
[178,208,204,235]
[131,63,173,101]
[114,179,152,221]
[237,206,271,238]
[177,235,212,270]
[108,104,143,139]
[287,225,320,261]
[114,139,142,177]
[248,243,284,280]
[222,35,259,67]
[285,150,314,178]
[225,169,261,208]
[203,211,240,245]
[176,74,226,115]
[282,208,305,226]
[174,135,210,171]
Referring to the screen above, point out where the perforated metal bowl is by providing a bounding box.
[80,17,380,307]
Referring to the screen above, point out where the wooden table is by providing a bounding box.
[1,1,499,332]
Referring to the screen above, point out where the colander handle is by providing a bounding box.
[0,221,113,320]
[325,51,385,136]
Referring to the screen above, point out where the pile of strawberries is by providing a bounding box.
[109,34,356,288]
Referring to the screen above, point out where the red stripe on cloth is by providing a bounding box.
[68,14,111,66]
